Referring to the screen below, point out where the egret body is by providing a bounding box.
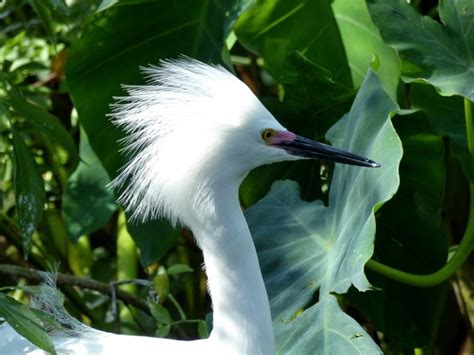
[1,58,379,355]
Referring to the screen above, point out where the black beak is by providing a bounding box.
[276,135,381,168]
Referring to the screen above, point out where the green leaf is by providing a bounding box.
[28,0,57,44]
[0,294,56,354]
[281,52,356,136]
[66,0,238,178]
[347,111,448,347]
[155,324,171,338]
[235,0,352,86]
[245,71,401,353]
[367,0,474,99]
[127,218,178,267]
[8,91,78,166]
[152,266,169,303]
[149,303,172,325]
[30,308,63,332]
[62,127,117,242]
[11,129,45,256]
[96,0,156,12]
[167,264,194,276]
[240,52,355,207]
[197,319,209,339]
[411,84,472,180]
[235,0,358,205]
[276,295,379,354]
[332,0,400,97]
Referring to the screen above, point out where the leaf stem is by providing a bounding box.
[168,293,187,321]
[366,98,474,287]
[465,98,474,154]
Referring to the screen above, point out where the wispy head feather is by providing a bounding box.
[109,57,278,225]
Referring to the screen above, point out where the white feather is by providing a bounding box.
[109,57,286,226]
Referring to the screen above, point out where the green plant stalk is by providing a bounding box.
[168,293,187,321]
[367,98,474,287]
[466,98,474,154]
[117,211,138,327]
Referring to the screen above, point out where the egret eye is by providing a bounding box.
[261,129,276,141]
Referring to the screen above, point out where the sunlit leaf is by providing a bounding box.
[11,129,45,256]
[0,294,56,354]
[96,0,156,13]
[167,264,193,276]
[367,0,474,99]
[235,0,351,86]
[275,296,380,354]
[246,71,401,353]
[332,0,400,97]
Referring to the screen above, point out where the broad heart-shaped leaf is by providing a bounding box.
[0,294,56,354]
[245,71,401,353]
[62,127,117,242]
[332,0,400,98]
[11,129,45,256]
[235,0,352,87]
[66,0,238,179]
[367,0,474,100]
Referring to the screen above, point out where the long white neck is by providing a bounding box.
[0,184,275,355]
[191,185,274,354]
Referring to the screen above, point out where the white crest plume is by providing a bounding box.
[109,57,265,225]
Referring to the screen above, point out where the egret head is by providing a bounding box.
[110,58,378,226]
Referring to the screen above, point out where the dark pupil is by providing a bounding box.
[265,131,271,138]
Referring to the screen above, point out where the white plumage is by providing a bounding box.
[109,58,287,226]
[1,58,379,354]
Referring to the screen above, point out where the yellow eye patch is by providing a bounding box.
[261,129,276,141]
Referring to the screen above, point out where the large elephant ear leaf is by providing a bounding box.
[245,70,401,354]
[367,0,474,99]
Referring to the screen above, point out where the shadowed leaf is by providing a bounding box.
[62,127,116,242]
[11,129,45,256]
[348,111,448,347]
[8,90,78,166]
[411,84,472,180]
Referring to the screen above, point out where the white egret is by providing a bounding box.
[1,58,379,354]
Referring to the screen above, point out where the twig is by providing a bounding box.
[0,264,149,314]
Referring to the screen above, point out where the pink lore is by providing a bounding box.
[272,130,296,144]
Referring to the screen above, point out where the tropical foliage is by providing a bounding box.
[0,0,473,353]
